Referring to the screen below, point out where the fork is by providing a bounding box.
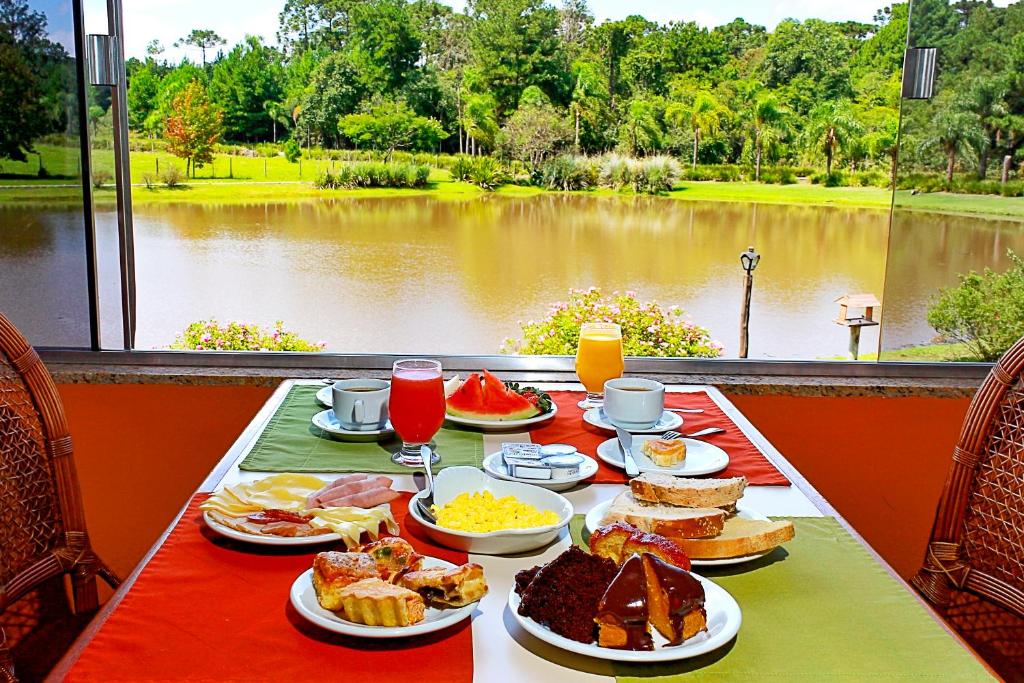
[663,427,725,439]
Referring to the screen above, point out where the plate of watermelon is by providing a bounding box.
[445,371,558,431]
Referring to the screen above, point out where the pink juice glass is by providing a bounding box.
[388,359,445,466]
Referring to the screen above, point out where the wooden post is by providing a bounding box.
[739,271,753,358]
[155,157,159,175]
[1003,155,1013,185]
[229,156,233,179]
[849,325,862,360]
[264,158,268,178]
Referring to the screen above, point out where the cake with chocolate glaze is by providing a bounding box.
[516,546,619,643]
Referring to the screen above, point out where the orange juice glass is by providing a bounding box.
[575,322,624,409]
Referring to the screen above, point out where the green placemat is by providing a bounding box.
[569,516,992,681]
[238,385,484,473]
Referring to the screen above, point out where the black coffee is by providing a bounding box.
[618,386,653,391]
[344,387,381,392]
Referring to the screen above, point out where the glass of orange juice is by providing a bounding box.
[575,322,624,409]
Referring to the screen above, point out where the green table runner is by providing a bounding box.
[569,517,992,681]
[238,385,484,473]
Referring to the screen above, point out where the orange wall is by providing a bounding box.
[57,383,971,583]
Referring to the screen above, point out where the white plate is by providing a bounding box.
[509,572,741,662]
[312,409,394,442]
[596,435,729,476]
[583,408,683,434]
[316,384,333,408]
[407,466,572,555]
[202,510,343,547]
[445,403,557,431]
[583,499,773,566]
[290,557,477,638]
[481,451,598,492]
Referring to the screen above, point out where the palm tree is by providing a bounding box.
[750,93,788,181]
[667,90,726,169]
[921,95,985,184]
[803,100,861,175]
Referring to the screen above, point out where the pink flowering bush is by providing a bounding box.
[501,288,723,357]
[171,320,327,352]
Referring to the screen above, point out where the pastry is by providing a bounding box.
[337,578,426,626]
[604,491,726,539]
[641,439,686,467]
[312,551,379,611]
[589,522,691,570]
[516,546,619,643]
[400,563,488,607]
[359,537,423,582]
[630,473,747,509]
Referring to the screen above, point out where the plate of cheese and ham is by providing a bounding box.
[201,473,400,547]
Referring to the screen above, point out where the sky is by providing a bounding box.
[90,0,888,62]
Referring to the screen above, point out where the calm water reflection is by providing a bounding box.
[6,195,1022,358]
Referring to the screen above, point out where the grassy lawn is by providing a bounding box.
[1,144,1023,220]
[822,342,978,362]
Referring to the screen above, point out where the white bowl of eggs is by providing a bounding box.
[407,466,573,555]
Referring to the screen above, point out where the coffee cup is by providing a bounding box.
[603,378,665,430]
[332,379,390,431]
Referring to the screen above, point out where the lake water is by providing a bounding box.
[3,195,1023,358]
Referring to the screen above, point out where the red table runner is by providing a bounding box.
[530,391,790,486]
[65,493,473,683]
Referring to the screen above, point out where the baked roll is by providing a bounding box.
[312,551,379,611]
[338,578,425,626]
[641,439,686,467]
[359,537,423,582]
[399,563,488,607]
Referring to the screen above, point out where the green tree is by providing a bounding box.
[497,97,571,168]
[462,90,499,154]
[174,29,226,67]
[348,0,422,94]
[802,99,861,175]
[208,36,284,141]
[618,96,664,156]
[922,94,985,184]
[338,98,448,159]
[667,89,727,169]
[298,52,363,146]
[748,92,789,180]
[569,58,608,152]
[127,63,160,131]
[164,80,223,177]
[763,19,853,107]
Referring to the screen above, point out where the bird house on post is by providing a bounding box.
[834,293,881,360]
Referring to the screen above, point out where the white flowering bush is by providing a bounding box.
[501,288,722,357]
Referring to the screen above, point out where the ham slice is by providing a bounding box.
[311,475,395,508]
[329,486,401,509]
[306,473,387,508]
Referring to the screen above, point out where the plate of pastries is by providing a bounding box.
[290,537,488,638]
[509,524,741,662]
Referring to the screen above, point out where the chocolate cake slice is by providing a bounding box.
[517,546,618,643]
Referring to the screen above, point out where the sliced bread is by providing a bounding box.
[602,491,726,539]
[630,472,748,508]
[665,517,795,559]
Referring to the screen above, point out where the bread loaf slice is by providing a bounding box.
[630,473,747,508]
[602,491,726,539]
[665,517,795,559]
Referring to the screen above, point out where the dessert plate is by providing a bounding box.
[312,409,394,442]
[290,557,477,638]
[508,572,741,662]
[202,511,343,547]
[481,450,599,492]
[583,500,773,566]
[596,434,728,476]
[583,408,683,434]
[445,403,558,431]
[315,384,333,408]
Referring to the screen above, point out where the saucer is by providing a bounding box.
[315,385,332,408]
[312,409,394,442]
[583,407,683,434]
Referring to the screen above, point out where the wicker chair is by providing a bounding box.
[0,312,119,682]
[913,337,1024,681]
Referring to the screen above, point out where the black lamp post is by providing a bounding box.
[739,246,760,359]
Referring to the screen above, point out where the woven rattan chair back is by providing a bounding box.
[0,312,118,681]
[913,337,1024,678]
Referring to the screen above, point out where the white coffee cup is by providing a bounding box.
[332,379,390,431]
[603,378,665,430]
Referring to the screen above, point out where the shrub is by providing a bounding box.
[449,155,474,182]
[466,156,507,191]
[540,155,598,191]
[598,154,633,189]
[141,173,156,190]
[759,168,797,184]
[852,170,887,187]
[927,251,1024,362]
[315,162,430,189]
[633,156,681,194]
[171,320,327,352]
[680,164,743,182]
[811,171,847,187]
[161,165,184,188]
[91,170,112,188]
[283,139,301,163]
[500,288,722,358]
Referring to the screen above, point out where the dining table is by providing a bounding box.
[49,380,997,682]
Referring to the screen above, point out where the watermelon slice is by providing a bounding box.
[446,369,541,421]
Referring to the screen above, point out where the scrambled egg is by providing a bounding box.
[432,490,559,533]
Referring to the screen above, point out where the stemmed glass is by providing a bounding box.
[388,358,445,466]
[575,322,624,409]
